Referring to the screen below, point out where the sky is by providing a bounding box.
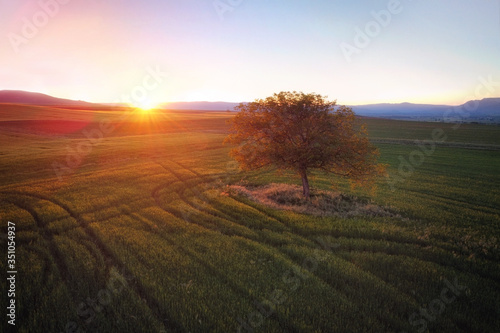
[1,0,499,107]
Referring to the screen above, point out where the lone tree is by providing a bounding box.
[225,91,385,198]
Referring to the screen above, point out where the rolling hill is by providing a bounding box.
[0,90,96,107]
[1,90,499,123]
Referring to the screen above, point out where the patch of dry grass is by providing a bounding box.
[226,183,398,218]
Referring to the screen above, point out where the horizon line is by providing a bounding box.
[0,89,499,107]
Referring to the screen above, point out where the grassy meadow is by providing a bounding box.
[0,104,499,332]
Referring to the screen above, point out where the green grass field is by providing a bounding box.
[1,104,499,332]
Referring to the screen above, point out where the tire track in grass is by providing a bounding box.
[1,193,88,329]
[153,179,320,259]
[165,161,292,232]
[152,162,249,233]
[288,247,420,330]
[229,193,418,247]
[342,246,500,284]
[2,195,72,283]
[129,211,343,333]
[228,191,477,262]
[151,161,480,331]
[154,162,397,330]
[151,163,312,259]
[169,160,203,177]
[150,171,318,255]
[146,176,341,332]
[175,165,468,272]
[1,190,184,333]
[77,196,157,220]
[2,205,57,286]
[150,163,343,331]
[222,192,500,306]
[3,194,112,280]
[154,161,487,330]
[402,187,500,217]
[154,162,316,252]
[151,181,227,235]
[171,161,294,231]
[164,162,425,274]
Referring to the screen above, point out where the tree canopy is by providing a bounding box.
[224,91,385,198]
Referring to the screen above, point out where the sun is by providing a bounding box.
[133,100,160,112]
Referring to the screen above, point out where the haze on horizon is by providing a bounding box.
[1,0,499,108]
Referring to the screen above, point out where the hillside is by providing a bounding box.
[0,90,95,107]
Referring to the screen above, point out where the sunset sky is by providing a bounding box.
[1,0,499,107]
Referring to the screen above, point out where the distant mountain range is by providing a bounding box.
[1,90,499,123]
[350,99,500,122]
[0,90,95,107]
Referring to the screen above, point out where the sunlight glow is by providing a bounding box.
[133,100,160,112]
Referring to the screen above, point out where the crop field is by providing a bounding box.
[1,105,499,333]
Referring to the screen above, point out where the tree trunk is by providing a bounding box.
[300,170,310,199]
